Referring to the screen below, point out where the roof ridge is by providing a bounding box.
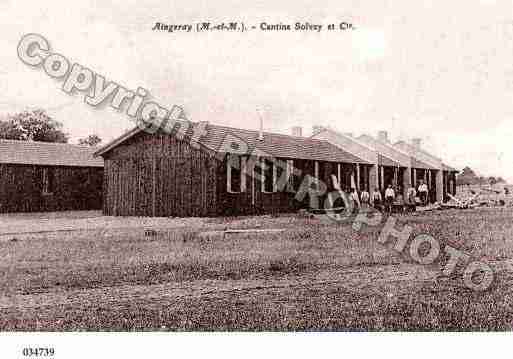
[394,140,442,161]
[208,123,342,156]
[96,121,370,164]
[313,127,381,153]
[357,134,412,159]
[0,139,103,167]
[0,138,97,150]
[208,122,326,143]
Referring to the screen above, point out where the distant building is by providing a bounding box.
[313,128,458,203]
[0,139,103,213]
[394,138,457,202]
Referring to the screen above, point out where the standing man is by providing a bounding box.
[372,188,382,211]
[406,186,417,212]
[349,188,360,213]
[384,184,395,214]
[360,189,370,208]
[418,180,429,205]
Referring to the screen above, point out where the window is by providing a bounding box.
[42,167,54,195]
[263,159,292,192]
[227,154,246,193]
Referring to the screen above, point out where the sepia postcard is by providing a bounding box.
[0,0,512,357]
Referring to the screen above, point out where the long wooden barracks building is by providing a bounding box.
[96,121,458,217]
[95,122,372,217]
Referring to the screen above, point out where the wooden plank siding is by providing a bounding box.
[0,163,103,213]
[102,131,219,217]
[101,131,370,217]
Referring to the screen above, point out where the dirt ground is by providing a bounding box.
[0,210,206,238]
[1,207,513,330]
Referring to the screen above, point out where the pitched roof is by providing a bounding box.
[379,154,401,167]
[442,163,458,172]
[412,157,433,170]
[0,139,104,167]
[393,140,442,162]
[96,122,369,164]
[357,134,411,167]
[201,124,369,163]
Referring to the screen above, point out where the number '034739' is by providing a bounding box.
[22,348,55,357]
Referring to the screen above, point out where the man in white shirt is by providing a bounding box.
[406,186,417,212]
[384,184,395,213]
[360,189,370,207]
[418,180,429,205]
[407,186,416,203]
[349,188,360,213]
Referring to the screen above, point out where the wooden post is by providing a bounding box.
[152,154,156,217]
[252,157,256,206]
[356,164,360,191]
[380,166,385,191]
[428,170,432,203]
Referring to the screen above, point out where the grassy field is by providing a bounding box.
[1,207,513,331]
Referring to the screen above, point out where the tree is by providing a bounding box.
[0,117,25,140]
[0,109,68,143]
[78,134,102,147]
[488,176,497,185]
[456,166,479,185]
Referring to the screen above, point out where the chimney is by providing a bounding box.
[343,132,353,137]
[377,131,388,143]
[312,125,323,136]
[291,126,303,137]
[412,138,422,149]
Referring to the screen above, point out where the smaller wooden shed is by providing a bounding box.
[0,139,104,213]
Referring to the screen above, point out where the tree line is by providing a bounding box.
[0,109,101,146]
[456,166,506,186]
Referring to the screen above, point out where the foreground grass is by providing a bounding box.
[1,208,513,330]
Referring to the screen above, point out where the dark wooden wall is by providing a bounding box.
[102,132,219,217]
[0,164,103,213]
[212,156,359,216]
[443,171,457,200]
[429,169,438,203]
[216,157,310,216]
[102,131,368,217]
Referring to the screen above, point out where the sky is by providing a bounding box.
[1,0,512,180]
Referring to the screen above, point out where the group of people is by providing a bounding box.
[343,180,431,214]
